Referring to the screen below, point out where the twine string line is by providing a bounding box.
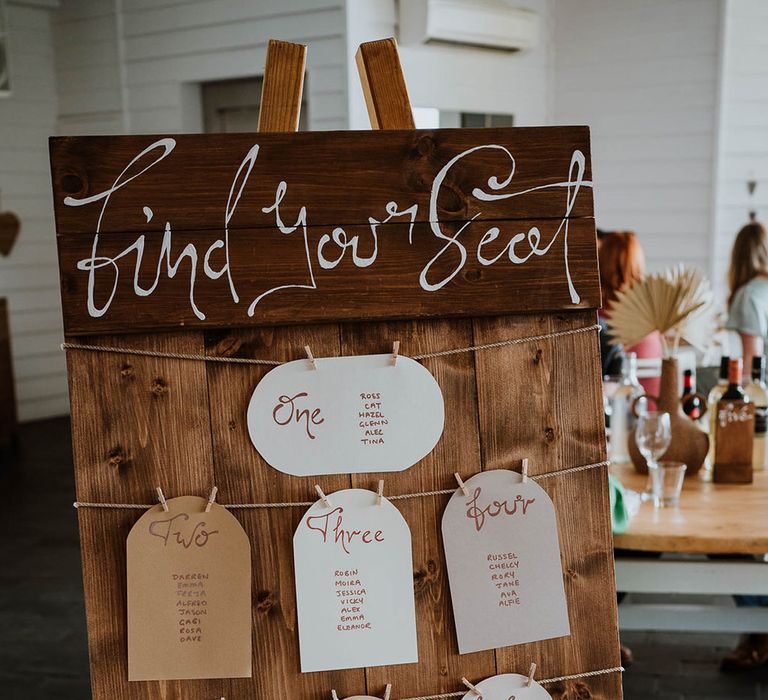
[72,460,609,510]
[60,324,600,366]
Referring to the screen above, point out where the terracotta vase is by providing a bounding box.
[628,356,709,476]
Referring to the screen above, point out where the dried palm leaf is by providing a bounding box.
[606,265,712,354]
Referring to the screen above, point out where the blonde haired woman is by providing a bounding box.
[726,221,768,374]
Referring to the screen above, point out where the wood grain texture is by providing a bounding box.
[612,461,768,554]
[471,311,621,697]
[258,40,306,133]
[67,331,220,699]
[55,217,598,334]
[356,38,415,130]
[49,128,593,235]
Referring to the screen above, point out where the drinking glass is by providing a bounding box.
[650,461,687,507]
[635,411,671,500]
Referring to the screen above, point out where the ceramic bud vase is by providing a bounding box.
[628,356,709,476]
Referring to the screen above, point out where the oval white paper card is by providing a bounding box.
[127,495,251,681]
[442,469,570,654]
[293,488,418,672]
[247,353,444,476]
[462,673,553,700]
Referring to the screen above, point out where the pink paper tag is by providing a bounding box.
[442,470,570,654]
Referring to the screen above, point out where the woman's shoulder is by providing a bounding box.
[737,276,768,303]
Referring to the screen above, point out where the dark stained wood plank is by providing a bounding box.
[471,311,622,698]
[48,127,594,236]
[356,38,415,130]
[339,319,497,697]
[66,331,220,699]
[56,217,599,335]
[258,40,306,133]
[351,40,496,698]
[202,325,365,700]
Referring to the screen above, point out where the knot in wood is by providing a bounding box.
[544,426,556,443]
[120,363,134,378]
[533,347,543,364]
[228,420,237,431]
[60,172,85,195]
[463,268,482,282]
[256,590,276,613]
[413,559,440,592]
[213,335,243,357]
[106,446,127,470]
[415,134,435,156]
[150,377,168,396]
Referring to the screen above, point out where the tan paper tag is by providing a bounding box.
[127,495,252,681]
[442,469,570,654]
[461,673,553,699]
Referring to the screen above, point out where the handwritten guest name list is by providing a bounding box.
[442,470,570,654]
[126,495,251,681]
[293,489,418,672]
[248,354,443,476]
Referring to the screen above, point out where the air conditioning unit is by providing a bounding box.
[399,0,539,53]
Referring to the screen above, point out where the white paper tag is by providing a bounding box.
[293,488,418,672]
[247,353,444,476]
[462,673,553,699]
[442,470,570,654]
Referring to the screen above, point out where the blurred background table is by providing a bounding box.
[612,462,768,633]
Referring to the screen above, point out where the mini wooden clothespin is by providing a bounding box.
[331,691,340,700]
[461,677,482,698]
[205,486,218,513]
[305,345,317,370]
[383,683,392,700]
[521,458,529,483]
[526,662,537,687]
[156,486,169,512]
[376,479,385,505]
[391,340,400,366]
[315,484,332,508]
[454,472,469,497]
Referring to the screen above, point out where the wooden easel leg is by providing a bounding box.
[356,38,415,130]
[258,39,307,133]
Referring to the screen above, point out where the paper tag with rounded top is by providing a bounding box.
[127,495,251,681]
[442,469,570,654]
[293,488,418,672]
[247,353,444,476]
[461,673,553,699]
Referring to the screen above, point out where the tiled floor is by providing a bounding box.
[0,417,766,699]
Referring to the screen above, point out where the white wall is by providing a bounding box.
[0,0,68,422]
[345,0,554,130]
[712,0,768,301]
[552,0,721,276]
[117,0,347,133]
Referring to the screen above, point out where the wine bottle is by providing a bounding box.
[722,358,746,401]
[607,352,644,464]
[746,355,768,471]
[681,369,703,419]
[714,357,754,484]
[705,356,730,478]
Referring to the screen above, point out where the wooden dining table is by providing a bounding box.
[611,461,768,633]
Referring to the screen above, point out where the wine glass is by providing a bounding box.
[635,411,671,501]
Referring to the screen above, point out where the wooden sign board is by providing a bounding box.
[49,39,621,700]
[714,400,755,484]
